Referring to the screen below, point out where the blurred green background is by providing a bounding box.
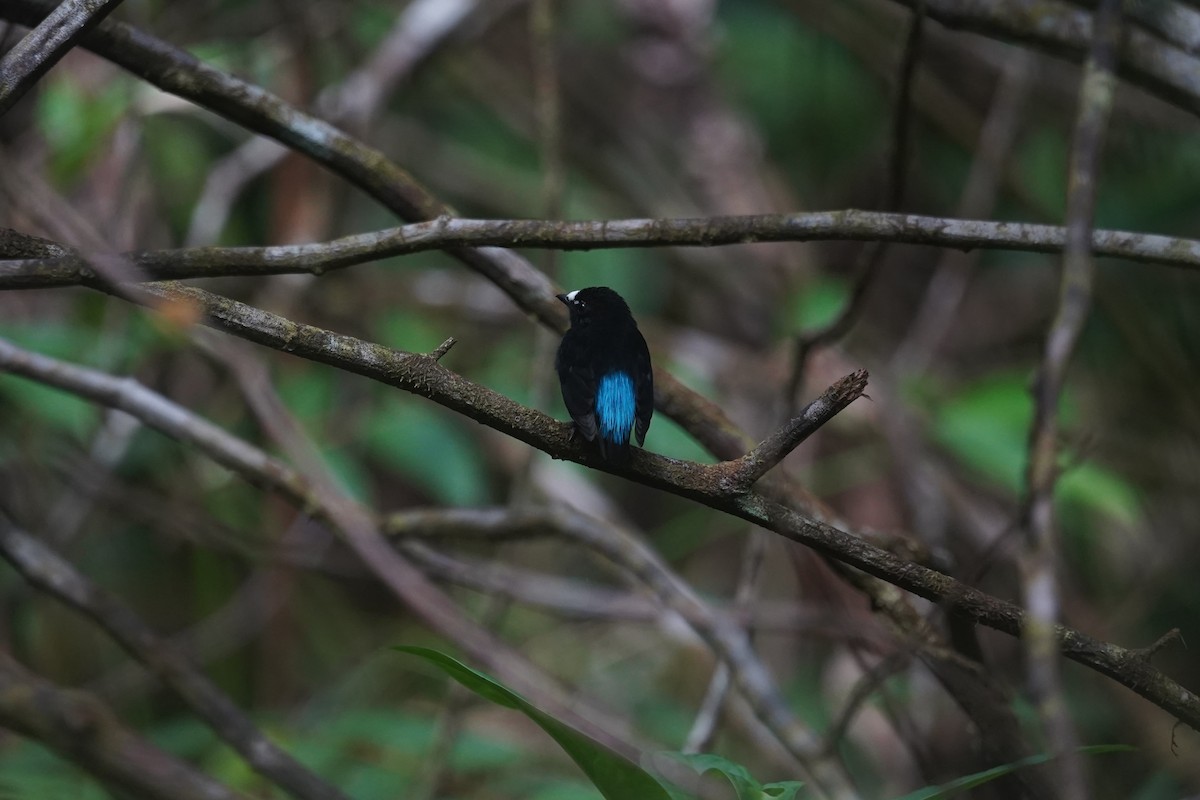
[2,0,1200,797]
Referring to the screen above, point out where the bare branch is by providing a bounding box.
[429,336,457,361]
[1020,3,1123,798]
[785,0,925,400]
[886,0,1200,118]
[1135,628,1184,661]
[4,212,1200,289]
[729,370,869,492]
[0,0,125,115]
[0,335,858,797]
[0,650,248,800]
[683,529,769,754]
[0,351,672,776]
[0,513,352,800]
[389,505,853,796]
[4,308,1198,734]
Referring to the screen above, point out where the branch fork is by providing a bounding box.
[721,370,869,494]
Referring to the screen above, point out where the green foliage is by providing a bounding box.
[659,752,806,800]
[0,743,109,800]
[1058,462,1142,528]
[930,372,1146,530]
[930,372,1032,492]
[4,3,1194,797]
[891,745,1134,800]
[788,276,850,334]
[394,647,1135,800]
[560,248,666,316]
[277,367,337,425]
[141,114,221,237]
[1016,128,1068,218]
[643,406,716,464]
[716,6,884,183]
[394,646,674,800]
[37,76,130,185]
[364,400,490,506]
[0,373,98,441]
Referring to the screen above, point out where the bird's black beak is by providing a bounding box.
[556,293,570,305]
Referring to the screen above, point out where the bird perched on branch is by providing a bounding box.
[555,287,653,462]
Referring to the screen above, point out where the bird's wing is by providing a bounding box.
[560,364,599,442]
[634,333,653,446]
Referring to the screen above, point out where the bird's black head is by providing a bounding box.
[556,286,633,328]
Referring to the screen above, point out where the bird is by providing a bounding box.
[555,287,654,462]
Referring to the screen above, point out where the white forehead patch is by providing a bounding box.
[565,290,580,301]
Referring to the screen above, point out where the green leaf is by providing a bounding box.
[278,368,335,425]
[762,781,809,800]
[37,77,129,184]
[890,744,1134,800]
[659,752,765,800]
[393,646,673,800]
[1058,462,1142,526]
[789,277,850,334]
[319,446,374,504]
[0,376,99,441]
[930,374,1031,491]
[364,402,489,505]
[655,752,808,800]
[1017,128,1068,218]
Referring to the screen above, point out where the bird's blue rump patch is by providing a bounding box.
[596,371,636,444]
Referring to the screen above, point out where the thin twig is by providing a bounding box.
[784,0,925,407]
[1021,3,1123,799]
[890,51,1034,375]
[185,0,484,245]
[513,0,564,503]
[729,369,869,491]
[430,336,457,361]
[683,529,769,754]
[1134,628,1183,661]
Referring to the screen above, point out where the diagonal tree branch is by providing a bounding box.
[0,510,352,800]
[0,0,125,115]
[727,370,869,493]
[0,650,249,800]
[5,282,1196,734]
[885,0,1200,118]
[0,334,860,798]
[0,336,682,777]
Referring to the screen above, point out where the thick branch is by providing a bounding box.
[0,651,248,800]
[0,0,125,115]
[4,290,1196,733]
[0,344,674,773]
[0,335,858,797]
[0,514,351,800]
[4,212,1200,288]
[887,0,1200,118]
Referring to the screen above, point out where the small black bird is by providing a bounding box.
[555,287,653,462]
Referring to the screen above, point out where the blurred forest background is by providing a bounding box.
[1,0,1200,798]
